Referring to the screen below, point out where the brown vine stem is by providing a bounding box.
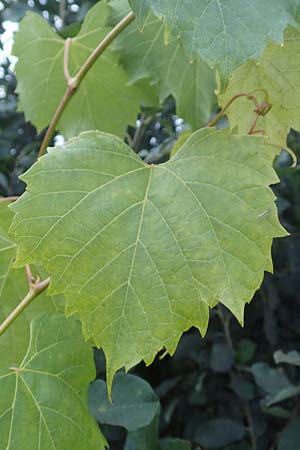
[59,0,67,27]
[207,93,259,128]
[0,276,50,337]
[37,11,135,158]
[248,113,261,135]
[37,86,72,158]
[0,196,19,203]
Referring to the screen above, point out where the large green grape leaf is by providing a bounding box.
[10,129,286,389]
[0,313,107,450]
[219,26,300,150]
[109,0,217,128]
[13,2,155,139]
[0,204,64,368]
[128,0,300,85]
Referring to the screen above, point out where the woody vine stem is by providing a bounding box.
[0,266,50,336]
[0,10,135,336]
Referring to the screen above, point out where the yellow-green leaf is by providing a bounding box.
[220,26,300,150]
[10,129,286,390]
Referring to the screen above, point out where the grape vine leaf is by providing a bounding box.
[0,313,107,450]
[13,1,155,139]
[10,129,286,390]
[128,0,300,85]
[109,0,217,129]
[0,204,16,299]
[0,203,64,368]
[219,26,300,150]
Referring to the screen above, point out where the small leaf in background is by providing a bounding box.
[260,403,291,419]
[251,362,300,406]
[0,314,106,450]
[10,128,286,391]
[251,362,291,394]
[89,372,160,431]
[278,419,300,450]
[236,339,256,364]
[229,373,255,401]
[265,385,300,407]
[210,342,235,372]
[193,418,246,449]
[274,350,300,367]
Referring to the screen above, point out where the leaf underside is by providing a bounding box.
[13,2,155,139]
[10,128,286,390]
[129,0,300,85]
[220,26,300,150]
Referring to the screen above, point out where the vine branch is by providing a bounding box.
[207,93,259,128]
[248,113,261,135]
[207,92,272,137]
[75,12,135,85]
[63,37,72,84]
[0,196,19,203]
[37,86,73,158]
[0,274,50,337]
[37,11,135,158]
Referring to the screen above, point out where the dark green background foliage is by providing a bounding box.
[1,1,300,449]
